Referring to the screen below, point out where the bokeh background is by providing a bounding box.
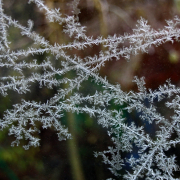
[1,0,180,179]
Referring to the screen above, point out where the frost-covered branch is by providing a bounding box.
[0,0,180,179]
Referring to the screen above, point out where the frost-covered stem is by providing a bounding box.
[0,0,9,49]
[132,147,158,180]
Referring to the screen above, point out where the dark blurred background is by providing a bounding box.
[1,0,180,179]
